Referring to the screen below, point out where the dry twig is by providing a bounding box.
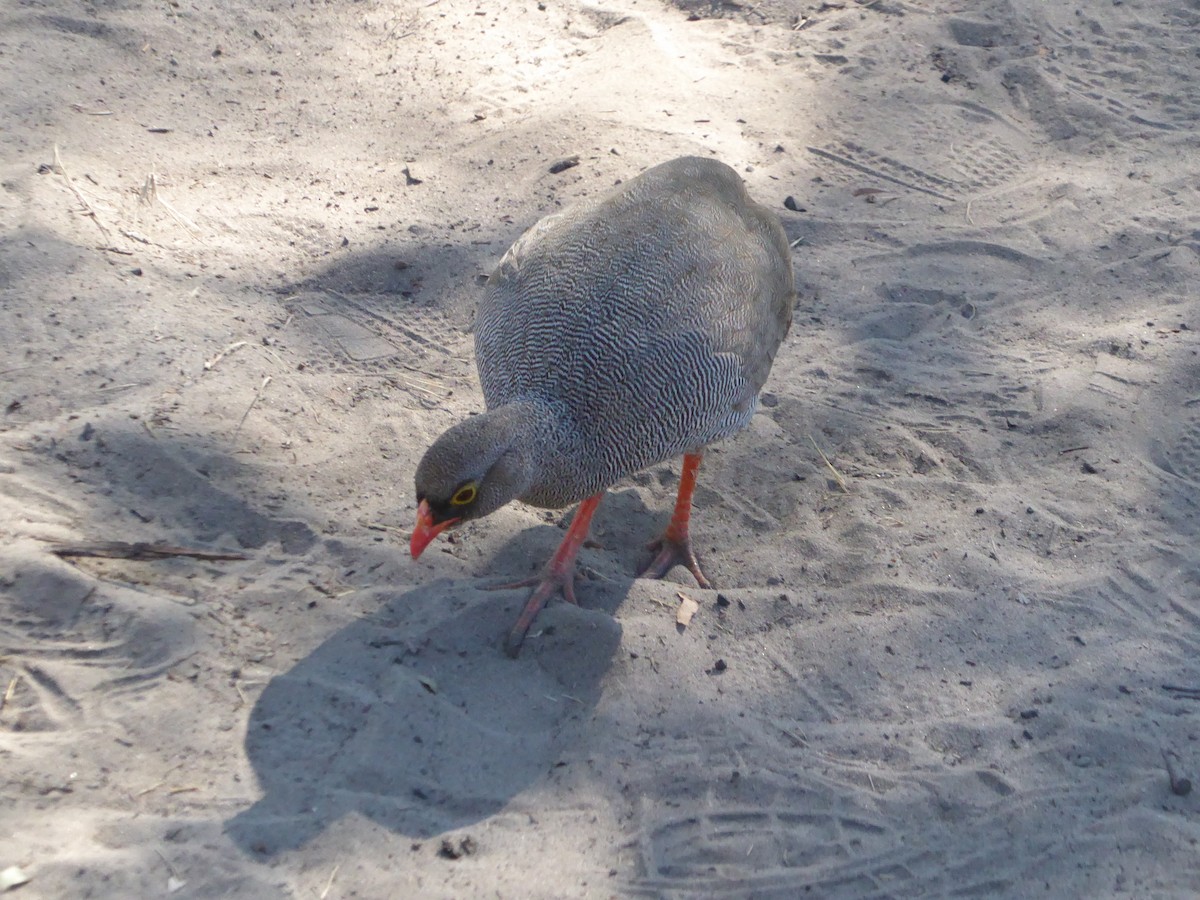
[52,144,113,244]
[319,863,341,900]
[49,540,248,561]
[808,434,849,492]
[232,375,272,438]
[1162,749,1193,796]
[204,340,249,372]
[139,171,199,232]
[0,676,18,714]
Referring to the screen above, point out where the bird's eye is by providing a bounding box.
[450,483,478,506]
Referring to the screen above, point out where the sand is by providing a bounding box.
[3,0,1200,896]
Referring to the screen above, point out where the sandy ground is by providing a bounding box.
[3,0,1200,896]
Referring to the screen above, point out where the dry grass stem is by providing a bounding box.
[232,375,272,439]
[120,228,155,245]
[808,434,849,492]
[139,171,199,232]
[0,676,18,713]
[52,144,113,245]
[319,863,341,900]
[204,341,249,372]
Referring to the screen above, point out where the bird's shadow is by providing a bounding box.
[224,574,625,856]
[225,479,707,856]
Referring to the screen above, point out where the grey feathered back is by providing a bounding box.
[474,156,794,509]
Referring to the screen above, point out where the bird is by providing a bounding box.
[410,156,794,657]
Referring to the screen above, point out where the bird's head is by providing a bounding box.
[410,408,538,559]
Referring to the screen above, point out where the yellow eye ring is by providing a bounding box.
[450,483,478,506]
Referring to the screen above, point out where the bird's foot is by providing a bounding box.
[638,530,712,589]
[498,563,580,658]
[488,493,605,658]
[483,569,580,604]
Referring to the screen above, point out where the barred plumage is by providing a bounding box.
[411,156,795,654]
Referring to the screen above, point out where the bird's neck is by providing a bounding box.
[484,398,573,493]
[497,396,571,444]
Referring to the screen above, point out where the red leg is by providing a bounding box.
[502,493,604,657]
[638,452,712,589]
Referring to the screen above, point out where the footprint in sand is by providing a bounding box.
[0,551,197,733]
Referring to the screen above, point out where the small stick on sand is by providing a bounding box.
[204,340,249,372]
[319,863,341,900]
[808,434,848,492]
[778,726,807,748]
[365,521,404,533]
[120,228,155,246]
[0,676,18,714]
[138,762,186,798]
[1161,684,1200,700]
[52,144,114,245]
[49,540,248,561]
[1162,749,1193,796]
[261,348,285,371]
[232,375,272,439]
[98,382,143,393]
[139,171,199,233]
[388,369,451,398]
[137,779,167,798]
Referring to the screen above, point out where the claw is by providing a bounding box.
[639,533,712,589]
[499,494,603,657]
